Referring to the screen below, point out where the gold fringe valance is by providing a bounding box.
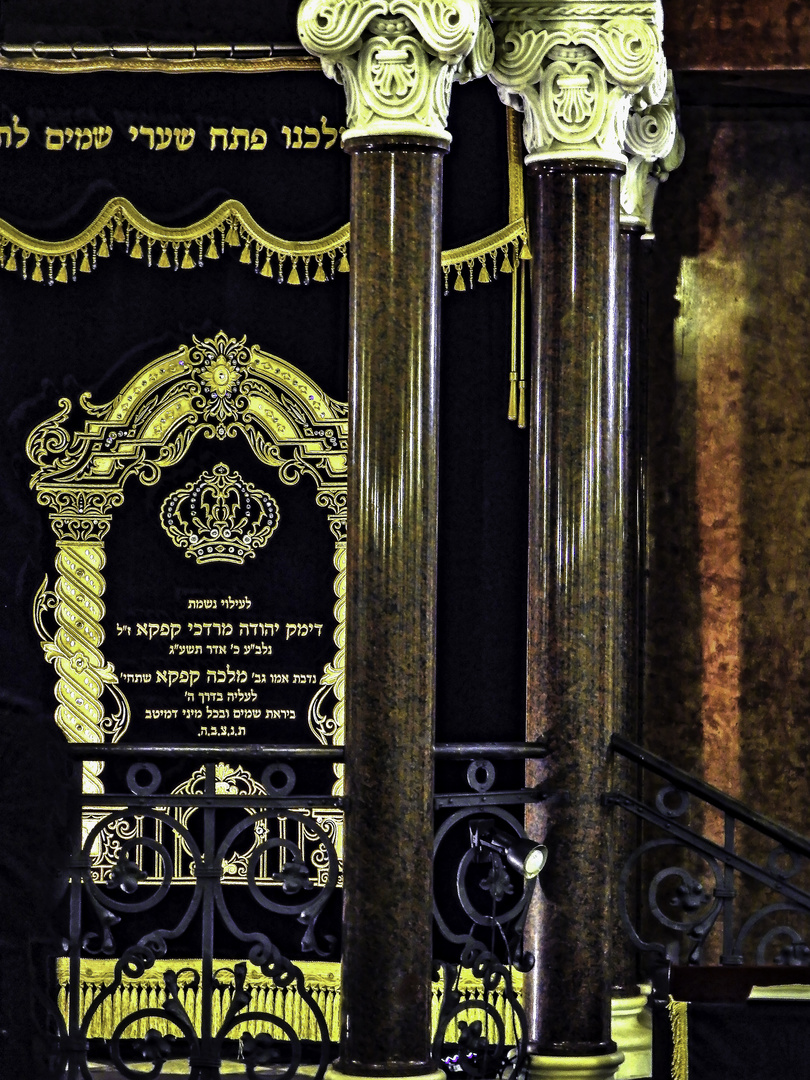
[0,198,529,290]
[56,958,524,1046]
[0,198,350,286]
[441,218,529,293]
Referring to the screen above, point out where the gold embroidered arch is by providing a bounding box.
[27,331,347,794]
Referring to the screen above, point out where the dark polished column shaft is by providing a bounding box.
[524,161,625,1055]
[340,138,445,1075]
[611,222,644,995]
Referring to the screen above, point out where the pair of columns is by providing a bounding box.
[297,3,681,1080]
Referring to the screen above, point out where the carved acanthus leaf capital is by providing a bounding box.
[621,70,684,234]
[298,0,493,142]
[488,1,667,165]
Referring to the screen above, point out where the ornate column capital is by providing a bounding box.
[621,69,684,236]
[488,1,667,167]
[297,0,494,144]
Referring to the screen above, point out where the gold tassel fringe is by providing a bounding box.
[0,198,350,288]
[667,996,689,1080]
[55,958,526,1047]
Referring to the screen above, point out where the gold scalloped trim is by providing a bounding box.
[0,200,531,288]
[0,198,350,285]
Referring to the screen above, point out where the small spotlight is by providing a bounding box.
[469,818,548,880]
[502,835,547,879]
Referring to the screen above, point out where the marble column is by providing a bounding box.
[298,3,492,1075]
[523,154,625,1061]
[490,4,668,1078]
[340,136,443,1075]
[613,78,684,1002]
[609,84,683,1080]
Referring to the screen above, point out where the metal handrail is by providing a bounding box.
[611,733,810,859]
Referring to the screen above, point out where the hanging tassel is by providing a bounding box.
[260,254,273,278]
[226,221,241,246]
[181,247,195,269]
[508,249,518,422]
[519,235,531,260]
[478,256,490,284]
[239,243,252,265]
[32,257,43,283]
[157,245,171,268]
[500,246,513,273]
[79,251,92,273]
[518,261,527,429]
[337,248,349,273]
[508,373,518,421]
[5,249,17,272]
[667,998,689,1080]
[206,236,219,259]
[113,218,126,243]
[130,236,143,259]
[56,259,68,283]
[287,259,301,285]
[453,266,466,292]
[98,236,110,258]
[313,257,327,283]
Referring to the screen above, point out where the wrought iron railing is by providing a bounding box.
[46,740,547,1079]
[608,734,810,970]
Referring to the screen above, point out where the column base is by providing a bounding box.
[527,1051,626,1080]
[611,988,652,1079]
[326,1068,445,1080]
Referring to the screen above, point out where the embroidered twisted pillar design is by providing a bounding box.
[34,499,128,795]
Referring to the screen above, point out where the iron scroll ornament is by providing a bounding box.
[27,332,347,794]
[433,804,535,1080]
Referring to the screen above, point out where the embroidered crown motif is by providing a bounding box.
[160,463,279,565]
